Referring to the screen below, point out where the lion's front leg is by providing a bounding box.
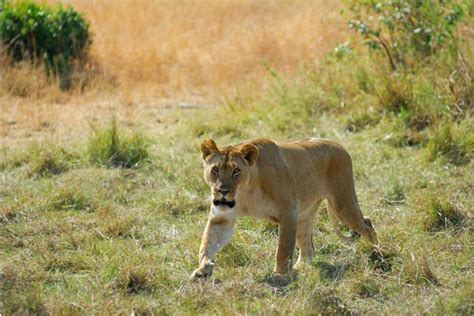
[192,216,235,279]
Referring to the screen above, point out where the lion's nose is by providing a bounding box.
[218,188,230,196]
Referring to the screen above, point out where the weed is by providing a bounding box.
[88,118,149,168]
[433,283,474,314]
[2,287,46,315]
[219,243,252,268]
[1,142,77,176]
[384,129,424,148]
[423,196,467,232]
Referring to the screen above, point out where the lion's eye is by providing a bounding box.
[233,168,241,175]
[211,166,219,174]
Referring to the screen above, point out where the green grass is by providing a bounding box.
[424,196,469,232]
[88,118,150,168]
[1,103,472,313]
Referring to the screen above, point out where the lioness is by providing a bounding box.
[192,138,377,278]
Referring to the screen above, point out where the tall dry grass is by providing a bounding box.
[2,0,345,145]
[59,0,345,98]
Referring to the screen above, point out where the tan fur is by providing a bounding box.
[191,138,378,278]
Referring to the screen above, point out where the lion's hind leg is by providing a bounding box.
[294,200,322,270]
[328,197,378,245]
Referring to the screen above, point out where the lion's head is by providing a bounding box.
[200,139,259,208]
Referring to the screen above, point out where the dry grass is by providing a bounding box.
[2,0,345,146]
[63,0,345,98]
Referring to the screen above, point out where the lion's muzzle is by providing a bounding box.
[212,199,236,208]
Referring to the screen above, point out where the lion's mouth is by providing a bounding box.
[213,199,236,208]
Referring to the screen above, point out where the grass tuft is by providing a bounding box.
[104,216,137,238]
[44,252,90,273]
[305,287,352,315]
[345,112,380,133]
[423,196,468,232]
[118,266,154,295]
[351,277,380,298]
[381,181,406,206]
[47,188,96,212]
[428,123,472,165]
[88,118,149,168]
[401,251,438,285]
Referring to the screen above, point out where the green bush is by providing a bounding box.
[88,118,150,169]
[0,1,91,88]
[348,0,465,70]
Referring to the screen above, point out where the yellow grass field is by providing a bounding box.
[67,0,345,97]
[2,0,345,145]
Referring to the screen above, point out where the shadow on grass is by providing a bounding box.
[257,272,298,294]
[315,261,351,282]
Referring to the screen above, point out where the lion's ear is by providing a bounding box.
[201,139,218,160]
[239,144,259,167]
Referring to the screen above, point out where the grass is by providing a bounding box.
[1,0,473,314]
[424,196,469,232]
[428,121,473,165]
[88,118,149,168]
[0,0,345,101]
[1,100,472,313]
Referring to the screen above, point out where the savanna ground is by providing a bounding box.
[1,0,473,314]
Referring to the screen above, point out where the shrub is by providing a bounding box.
[348,0,465,70]
[88,119,150,168]
[0,1,91,89]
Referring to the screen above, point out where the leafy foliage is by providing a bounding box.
[0,1,91,88]
[348,0,465,70]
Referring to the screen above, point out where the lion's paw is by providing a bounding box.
[191,262,214,279]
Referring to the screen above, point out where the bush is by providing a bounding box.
[0,1,91,89]
[348,0,465,70]
[88,119,150,169]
